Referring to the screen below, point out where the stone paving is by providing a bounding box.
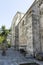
[0,47,43,65]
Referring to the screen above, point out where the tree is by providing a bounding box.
[0,25,10,56]
[0,36,5,44]
[1,26,5,31]
[0,25,10,43]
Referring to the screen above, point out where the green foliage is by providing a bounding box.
[0,36,5,44]
[1,26,5,31]
[0,25,10,44]
[1,26,9,37]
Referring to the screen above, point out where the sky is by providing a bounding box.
[0,0,34,29]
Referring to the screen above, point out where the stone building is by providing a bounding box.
[11,12,24,47]
[18,0,43,55]
[11,0,43,56]
[40,1,43,52]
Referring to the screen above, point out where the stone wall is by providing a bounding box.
[19,15,27,50]
[31,1,41,55]
[15,25,19,50]
[18,9,33,55]
[25,13,33,55]
[11,12,24,47]
[11,0,43,56]
[40,2,43,52]
[18,0,42,55]
[40,14,43,52]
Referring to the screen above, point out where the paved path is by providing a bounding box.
[0,47,33,65]
[0,47,43,65]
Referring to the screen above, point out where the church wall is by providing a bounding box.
[25,13,33,55]
[18,0,41,55]
[19,15,27,50]
[40,10,43,52]
[31,1,41,55]
[18,11,34,55]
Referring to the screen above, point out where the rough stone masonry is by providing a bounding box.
[11,0,43,56]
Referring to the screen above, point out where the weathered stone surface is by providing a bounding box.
[11,0,43,56]
[35,52,43,61]
[39,0,43,53]
[11,12,24,47]
[19,63,39,65]
[0,48,42,65]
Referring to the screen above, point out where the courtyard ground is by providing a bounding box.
[0,47,43,65]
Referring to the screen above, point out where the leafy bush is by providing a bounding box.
[0,36,5,44]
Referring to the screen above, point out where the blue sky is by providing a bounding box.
[0,0,34,29]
